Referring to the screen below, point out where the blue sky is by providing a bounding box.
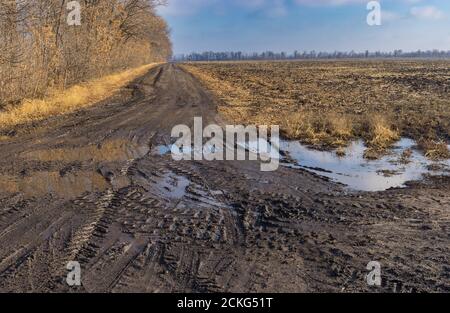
[157,0,450,55]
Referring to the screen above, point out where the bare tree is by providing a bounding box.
[0,0,172,106]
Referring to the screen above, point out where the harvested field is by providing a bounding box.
[182,60,450,158]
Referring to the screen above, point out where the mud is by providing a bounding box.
[0,64,448,293]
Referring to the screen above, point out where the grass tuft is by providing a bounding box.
[365,115,400,150]
[283,111,354,148]
[182,61,450,160]
[419,139,450,160]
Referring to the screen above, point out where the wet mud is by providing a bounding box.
[0,64,448,293]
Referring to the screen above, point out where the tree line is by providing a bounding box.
[174,50,450,62]
[0,0,172,106]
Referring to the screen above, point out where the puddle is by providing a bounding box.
[2,139,149,199]
[238,139,280,160]
[0,171,109,198]
[159,174,190,199]
[22,140,149,162]
[148,172,191,200]
[153,139,280,160]
[281,138,450,192]
[153,145,171,156]
[152,144,222,159]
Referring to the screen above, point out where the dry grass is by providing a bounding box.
[184,65,255,123]
[283,111,354,147]
[364,115,400,149]
[419,139,450,160]
[0,1,171,106]
[0,64,157,131]
[182,60,450,159]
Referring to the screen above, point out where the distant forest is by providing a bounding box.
[174,50,450,61]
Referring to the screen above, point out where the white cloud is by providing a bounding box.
[159,0,364,17]
[293,0,426,7]
[410,6,445,20]
[294,0,367,6]
[403,0,423,4]
[159,0,445,21]
[382,10,401,22]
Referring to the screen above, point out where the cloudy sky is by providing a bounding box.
[158,0,450,54]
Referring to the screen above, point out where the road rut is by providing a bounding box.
[0,64,448,292]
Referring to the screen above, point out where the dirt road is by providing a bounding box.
[0,64,448,292]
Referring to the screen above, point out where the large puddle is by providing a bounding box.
[0,140,150,199]
[0,171,109,198]
[281,138,450,192]
[22,139,149,162]
[152,138,450,192]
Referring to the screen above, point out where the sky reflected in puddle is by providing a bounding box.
[152,139,280,161]
[282,138,450,192]
[22,140,149,162]
[0,171,109,198]
[160,174,190,200]
[148,172,191,200]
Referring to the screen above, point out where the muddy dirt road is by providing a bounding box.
[0,64,448,292]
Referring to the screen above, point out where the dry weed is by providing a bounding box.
[183,60,449,160]
[0,64,157,130]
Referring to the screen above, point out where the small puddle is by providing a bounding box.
[153,139,280,160]
[7,139,149,198]
[281,138,450,192]
[147,171,191,200]
[22,140,149,162]
[152,144,221,159]
[153,145,171,156]
[0,171,109,198]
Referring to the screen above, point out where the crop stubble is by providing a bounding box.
[182,60,450,159]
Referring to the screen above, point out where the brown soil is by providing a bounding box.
[0,64,448,293]
[182,60,450,157]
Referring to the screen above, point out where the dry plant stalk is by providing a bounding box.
[183,61,449,159]
[0,0,171,109]
[0,63,159,130]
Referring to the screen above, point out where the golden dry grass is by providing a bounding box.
[365,115,400,149]
[419,140,450,160]
[0,64,158,131]
[182,60,449,159]
[0,2,172,106]
[283,111,355,147]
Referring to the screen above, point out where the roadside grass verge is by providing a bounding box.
[0,64,158,133]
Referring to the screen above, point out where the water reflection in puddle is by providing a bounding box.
[0,171,109,198]
[154,145,171,156]
[147,172,191,200]
[22,140,149,162]
[282,138,450,192]
[152,139,280,160]
[3,139,150,199]
[152,144,222,159]
[156,173,191,199]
